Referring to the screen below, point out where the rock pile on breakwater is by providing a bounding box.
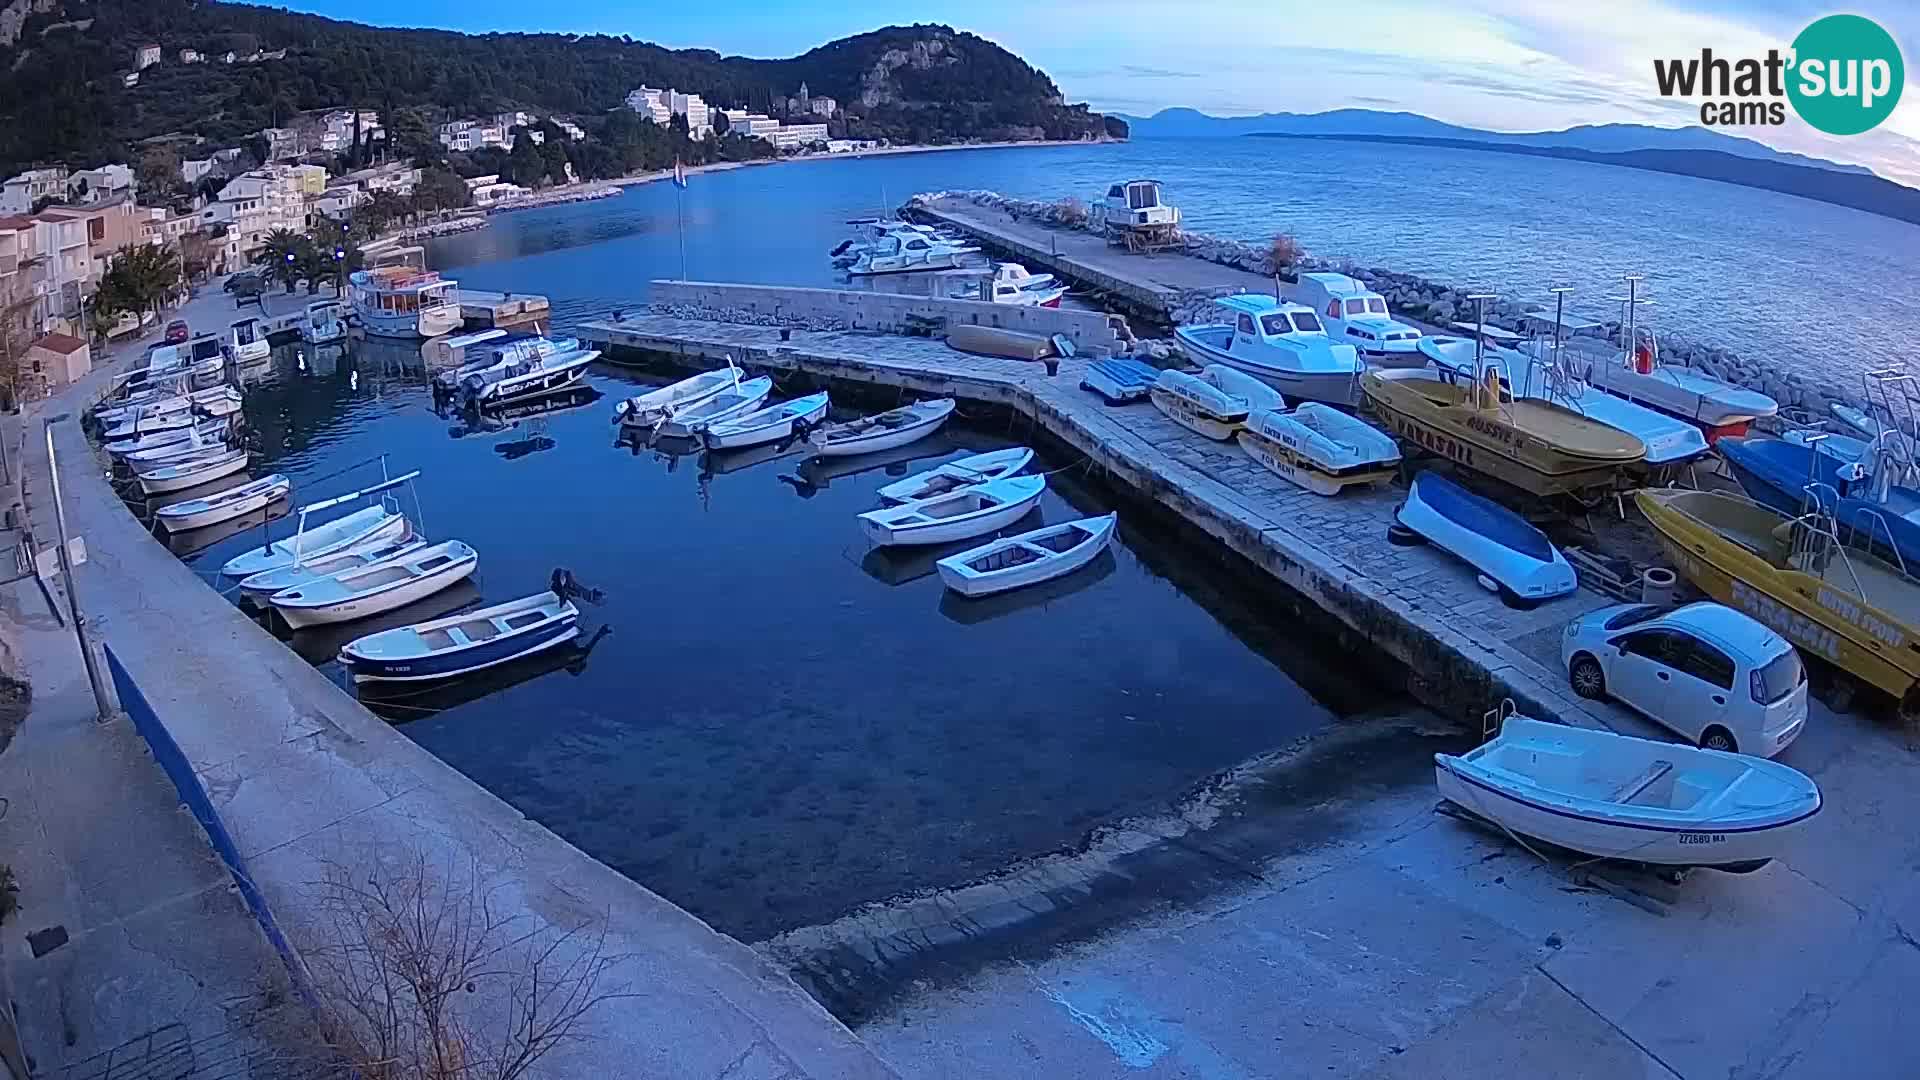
[639,302,848,333]
[910,189,1869,418]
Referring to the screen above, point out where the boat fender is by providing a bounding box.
[1633,344,1654,374]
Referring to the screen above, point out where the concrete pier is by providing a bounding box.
[460,288,551,332]
[580,312,1618,729]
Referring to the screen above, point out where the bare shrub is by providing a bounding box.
[303,855,631,1080]
[1269,232,1304,269]
[1053,196,1089,227]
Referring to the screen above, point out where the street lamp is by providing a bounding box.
[334,247,346,295]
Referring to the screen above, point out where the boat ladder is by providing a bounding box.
[1860,368,1920,485]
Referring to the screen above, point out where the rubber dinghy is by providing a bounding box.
[808,398,955,457]
[1435,716,1821,872]
[858,475,1047,546]
[339,590,580,683]
[1395,470,1576,606]
[877,447,1034,505]
[937,513,1117,597]
[1150,369,1250,441]
[1236,404,1400,496]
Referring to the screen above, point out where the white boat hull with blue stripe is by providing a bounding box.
[339,590,579,683]
[1395,470,1576,605]
[859,474,1047,546]
[269,540,479,628]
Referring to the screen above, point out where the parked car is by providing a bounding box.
[1563,602,1808,757]
[164,319,190,344]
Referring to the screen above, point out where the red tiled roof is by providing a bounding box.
[0,214,34,230]
[31,332,87,354]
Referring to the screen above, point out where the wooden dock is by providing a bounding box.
[580,312,1622,728]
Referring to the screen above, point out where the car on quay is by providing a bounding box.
[1562,601,1808,757]
[164,319,191,344]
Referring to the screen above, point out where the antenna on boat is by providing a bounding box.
[1273,273,1283,303]
[1466,292,1499,410]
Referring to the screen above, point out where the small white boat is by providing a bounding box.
[613,365,741,427]
[877,447,1034,505]
[657,376,774,439]
[807,398,956,458]
[301,300,348,345]
[226,317,270,363]
[130,443,235,477]
[1293,272,1424,365]
[236,533,425,604]
[339,590,580,683]
[1236,405,1401,496]
[98,384,242,428]
[1172,294,1364,407]
[846,234,980,276]
[1434,715,1821,872]
[153,474,291,531]
[859,474,1046,546]
[463,347,598,406]
[137,448,250,495]
[102,408,199,443]
[1150,369,1249,440]
[1395,470,1576,606]
[1200,364,1285,413]
[221,501,412,577]
[269,540,479,628]
[110,419,231,459]
[984,263,1067,307]
[701,392,830,450]
[937,513,1117,597]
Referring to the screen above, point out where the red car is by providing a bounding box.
[165,320,190,344]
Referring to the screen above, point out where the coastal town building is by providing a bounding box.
[625,86,672,124]
[200,165,308,271]
[133,43,161,70]
[437,119,509,152]
[670,92,711,137]
[0,168,70,214]
[122,72,138,88]
[555,118,587,141]
[19,331,90,399]
[179,48,203,64]
[768,122,830,150]
[788,84,838,118]
[181,157,217,186]
[0,214,52,342]
[67,163,135,203]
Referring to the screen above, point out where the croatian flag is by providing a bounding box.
[672,159,687,188]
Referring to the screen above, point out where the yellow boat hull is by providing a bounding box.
[1636,489,1920,703]
[1150,386,1242,441]
[1236,427,1395,496]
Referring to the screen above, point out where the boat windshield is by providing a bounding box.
[1290,312,1324,334]
[1367,298,1387,314]
[1126,184,1158,210]
[1258,314,1292,336]
[1753,650,1806,704]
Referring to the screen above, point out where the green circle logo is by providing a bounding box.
[1787,14,1904,135]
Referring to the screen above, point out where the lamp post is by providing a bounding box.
[285,249,296,295]
[333,247,346,296]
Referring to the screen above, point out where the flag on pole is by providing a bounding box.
[673,158,688,188]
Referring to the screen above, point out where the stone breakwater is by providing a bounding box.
[638,302,847,332]
[910,189,1872,420]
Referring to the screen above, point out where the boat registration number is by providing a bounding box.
[1676,832,1726,846]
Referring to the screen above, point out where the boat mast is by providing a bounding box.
[1467,292,1497,410]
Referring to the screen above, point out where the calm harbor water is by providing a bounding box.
[430,138,1920,392]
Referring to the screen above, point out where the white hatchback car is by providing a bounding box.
[1562,601,1809,757]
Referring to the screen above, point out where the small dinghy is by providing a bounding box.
[701,392,830,450]
[937,513,1118,597]
[339,590,579,683]
[858,474,1047,546]
[1395,471,1576,606]
[110,419,230,459]
[657,376,774,439]
[130,443,234,478]
[946,324,1056,362]
[877,447,1035,505]
[613,365,742,427]
[136,448,250,495]
[153,474,291,532]
[102,408,199,443]
[808,398,956,458]
[1236,404,1401,496]
[1150,369,1250,440]
[269,539,479,628]
[221,500,412,577]
[1081,357,1161,404]
[237,533,425,604]
[1435,716,1820,872]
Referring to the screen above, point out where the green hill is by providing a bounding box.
[0,1,1116,175]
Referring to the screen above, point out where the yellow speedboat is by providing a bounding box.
[1637,488,1920,719]
[1363,368,1645,497]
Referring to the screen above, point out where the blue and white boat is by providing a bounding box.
[434,334,580,391]
[1081,357,1161,404]
[1395,470,1577,606]
[269,540,479,629]
[220,472,420,577]
[461,345,598,407]
[338,590,580,683]
[1719,436,1920,566]
[700,392,829,450]
[1172,294,1364,407]
[237,533,426,605]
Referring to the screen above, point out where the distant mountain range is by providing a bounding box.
[1112,108,1875,176]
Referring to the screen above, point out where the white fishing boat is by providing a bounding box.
[129,443,234,477]
[434,334,579,391]
[226,317,270,363]
[1395,470,1576,606]
[1150,369,1250,441]
[657,376,774,439]
[269,540,479,628]
[1236,405,1400,496]
[858,474,1047,546]
[613,364,742,427]
[101,407,200,443]
[936,513,1117,597]
[301,300,348,345]
[1173,294,1364,407]
[701,392,830,450]
[98,385,241,429]
[347,266,462,339]
[221,478,417,577]
[877,447,1034,505]
[136,448,250,495]
[807,398,956,458]
[462,346,598,407]
[339,590,580,683]
[153,474,291,531]
[237,533,425,604]
[1434,716,1821,872]
[182,334,228,377]
[109,418,230,459]
[1575,276,1776,437]
[846,233,980,276]
[1293,272,1424,364]
[830,220,943,266]
[983,263,1066,307]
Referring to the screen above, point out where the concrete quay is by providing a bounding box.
[581,312,1617,729]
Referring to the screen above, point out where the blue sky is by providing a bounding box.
[280,1,1920,182]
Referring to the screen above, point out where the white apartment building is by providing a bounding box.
[307,187,367,222]
[260,127,302,161]
[721,110,780,137]
[767,123,830,150]
[670,92,711,137]
[625,86,672,124]
[181,157,217,185]
[555,119,587,141]
[134,43,161,70]
[437,119,509,153]
[200,166,308,271]
[0,168,71,214]
[68,163,135,202]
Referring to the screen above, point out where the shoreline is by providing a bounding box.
[604,138,1111,189]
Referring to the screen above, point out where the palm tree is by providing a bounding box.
[254,228,308,292]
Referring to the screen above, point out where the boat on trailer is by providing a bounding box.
[807,398,956,458]
[1150,369,1250,441]
[657,376,774,439]
[1574,275,1776,438]
[858,474,1047,546]
[1435,715,1820,872]
[700,392,830,450]
[153,474,291,531]
[1237,404,1400,496]
[613,364,743,427]
[269,539,479,628]
[877,447,1034,505]
[1395,470,1577,606]
[937,513,1117,597]
[339,590,579,683]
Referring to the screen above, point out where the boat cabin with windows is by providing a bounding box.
[1293,272,1423,363]
[1172,294,1365,406]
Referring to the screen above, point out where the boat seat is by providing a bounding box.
[1609,759,1673,804]
[504,612,546,630]
[457,619,503,641]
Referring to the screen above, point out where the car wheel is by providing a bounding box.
[1700,726,1737,753]
[1568,654,1607,700]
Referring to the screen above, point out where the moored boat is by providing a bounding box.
[1435,716,1821,872]
[846,233,980,276]
[153,474,291,531]
[301,300,348,345]
[136,448,250,495]
[1150,369,1250,441]
[1574,275,1776,438]
[657,376,773,439]
[348,266,462,339]
[119,421,233,466]
[236,533,426,604]
[269,539,479,628]
[700,392,830,450]
[221,504,411,578]
[937,513,1117,597]
[613,365,741,427]
[1172,294,1364,406]
[463,346,598,407]
[1236,404,1400,496]
[339,590,579,683]
[858,474,1047,546]
[1717,435,1920,568]
[1294,272,1424,365]
[877,447,1034,505]
[1396,470,1577,605]
[226,317,270,363]
[807,398,956,457]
